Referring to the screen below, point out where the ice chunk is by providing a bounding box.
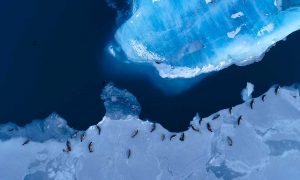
[241,82,254,101]
[1,84,300,179]
[101,83,141,119]
[0,113,75,142]
[227,25,243,39]
[205,0,213,4]
[231,12,244,19]
[115,0,300,78]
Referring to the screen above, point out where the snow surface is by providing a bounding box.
[114,0,300,78]
[1,83,300,179]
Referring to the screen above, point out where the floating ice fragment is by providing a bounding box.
[231,12,244,19]
[227,26,243,39]
[241,82,254,101]
[205,0,213,4]
[101,83,141,119]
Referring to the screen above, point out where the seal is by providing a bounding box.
[127,149,131,159]
[179,133,185,141]
[96,125,101,135]
[275,85,281,95]
[207,123,213,132]
[150,123,156,133]
[22,139,30,146]
[161,134,166,141]
[191,124,200,132]
[199,117,203,125]
[212,114,220,120]
[63,140,72,153]
[170,134,176,141]
[88,142,93,153]
[227,136,233,146]
[261,94,266,102]
[229,107,233,114]
[80,133,85,142]
[250,99,255,109]
[131,129,139,138]
[237,115,243,126]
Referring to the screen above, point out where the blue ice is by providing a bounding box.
[101,83,141,119]
[115,0,300,78]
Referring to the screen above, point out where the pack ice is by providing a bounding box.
[1,83,300,179]
[115,0,300,78]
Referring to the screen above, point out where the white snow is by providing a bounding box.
[130,39,165,62]
[1,84,300,179]
[241,82,255,101]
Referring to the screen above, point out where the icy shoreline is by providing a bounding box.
[1,84,300,179]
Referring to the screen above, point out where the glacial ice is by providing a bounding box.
[115,0,300,78]
[1,83,300,179]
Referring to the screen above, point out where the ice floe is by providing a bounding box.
[1,83,300,179]
[114,0,300,78]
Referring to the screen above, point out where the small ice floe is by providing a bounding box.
[227,26,243,38]
[205,0,213,4]
[241,82,254,101]
[231,12,244,19]
[108,45,116,57]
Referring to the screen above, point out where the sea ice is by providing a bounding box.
[115,0,300,78]
[0,84,300,179]
[0,113,76,142]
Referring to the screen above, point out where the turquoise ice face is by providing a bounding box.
[115,0,300,78]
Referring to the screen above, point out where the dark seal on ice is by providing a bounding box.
[88,142,93,153]
[96,125,101,135]
[131,129,139,138]
[22,139,30,146]
[237,115,243,126]
[206,123,213,132]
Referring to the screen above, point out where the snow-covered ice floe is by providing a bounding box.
[1,83,300,179]
[115,0,300,78]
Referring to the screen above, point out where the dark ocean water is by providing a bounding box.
[0,0,299,132]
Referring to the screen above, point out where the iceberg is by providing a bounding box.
[1,83,300,179]
[115,0,300,78]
